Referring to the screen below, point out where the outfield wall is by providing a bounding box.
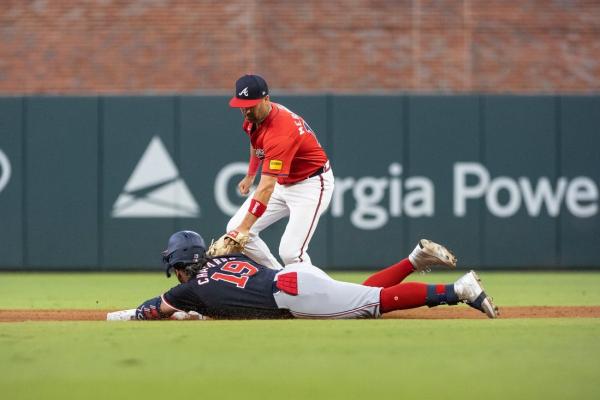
[0,95,598,270]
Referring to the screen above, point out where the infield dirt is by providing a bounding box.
[1,306,599,322]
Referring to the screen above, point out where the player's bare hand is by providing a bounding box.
[238,175,256,196]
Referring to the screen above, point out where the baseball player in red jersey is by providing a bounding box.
[225,74,334,270]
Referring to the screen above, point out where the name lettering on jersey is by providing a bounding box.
[294,119,305,135]
[205,257,230,267]
[269,160,283,170]
[196,266,210,285]
[279,104,308,136]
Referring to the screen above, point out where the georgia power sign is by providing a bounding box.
[111,138,598,230]
[214,161,598,230]
[0,148,11,194]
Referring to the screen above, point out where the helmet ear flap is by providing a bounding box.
[162,250,173,277]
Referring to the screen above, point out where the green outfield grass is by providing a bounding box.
[1,271,599,308]
[1,271,600,400]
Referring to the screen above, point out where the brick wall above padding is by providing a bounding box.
[1,0,599,94]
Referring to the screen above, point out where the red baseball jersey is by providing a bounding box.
[242,103,328,185]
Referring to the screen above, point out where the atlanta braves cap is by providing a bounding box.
[229,74,269,108]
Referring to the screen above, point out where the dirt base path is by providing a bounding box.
[1,306,600,322]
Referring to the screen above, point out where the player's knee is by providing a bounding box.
[279,247,300,265]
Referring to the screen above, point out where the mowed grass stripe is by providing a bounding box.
[1,319,599,400]
[1,271,599,308]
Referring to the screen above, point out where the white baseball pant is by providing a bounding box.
[273,263,382,319]
[227,168,334,270]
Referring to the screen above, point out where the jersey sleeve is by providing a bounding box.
[262,134,301,177]
[162,283,202,313]
[248,153,261,175]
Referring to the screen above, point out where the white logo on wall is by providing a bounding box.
[0,148,11,194]
[112,136,200,218]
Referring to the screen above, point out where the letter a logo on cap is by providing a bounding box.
[229,75,269,108]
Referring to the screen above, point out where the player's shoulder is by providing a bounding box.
[271,102,301,120]
[164,279,197,300]
[265,103,302,139]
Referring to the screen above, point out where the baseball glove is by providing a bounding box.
[206,230,250,257]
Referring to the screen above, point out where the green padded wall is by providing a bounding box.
[0,95,598,270]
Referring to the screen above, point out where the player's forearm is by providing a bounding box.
[238,188,272,231]
[238,213,259,232]
[253,182,274,204]
[134,296,174,320]
[132,295,198,320]
[237,176,275,231]
[107,305,206,321]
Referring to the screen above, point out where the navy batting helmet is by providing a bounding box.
[162,230,207,277]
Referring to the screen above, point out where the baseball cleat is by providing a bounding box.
[454,271,499,319]
[408,239,457,272]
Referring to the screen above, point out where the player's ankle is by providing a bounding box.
[425,284,459,307]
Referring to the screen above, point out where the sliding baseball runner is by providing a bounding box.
[107,231,499,321]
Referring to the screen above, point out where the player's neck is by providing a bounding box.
[256,104,272,126]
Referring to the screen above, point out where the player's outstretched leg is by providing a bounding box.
[408,239,457,272]
[363,239,457,288]
[454,270,499,318]
[362,258,415,287]
[380,281,458,312]
[378,270,498,318]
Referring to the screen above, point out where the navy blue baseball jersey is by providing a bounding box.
[162,254,292,319]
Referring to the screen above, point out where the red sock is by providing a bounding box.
[362,258,415,288]
[379,283,459,313]
[379,282,428,312]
